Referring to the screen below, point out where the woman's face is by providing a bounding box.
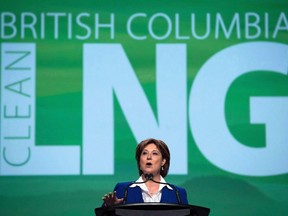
[139,143,166,177]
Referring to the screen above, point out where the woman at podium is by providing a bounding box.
[102,138,188,206]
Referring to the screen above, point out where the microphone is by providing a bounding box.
[123,173,182,205]
[122,174,151,204]
[144,173,153,180]
[147,174,182,204]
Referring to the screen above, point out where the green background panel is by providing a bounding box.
[1,0,288,216]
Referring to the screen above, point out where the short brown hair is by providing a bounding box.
[135,138,170,177]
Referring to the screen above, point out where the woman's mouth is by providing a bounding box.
[146,162,152,167]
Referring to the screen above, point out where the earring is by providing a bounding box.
[161,166,164,171]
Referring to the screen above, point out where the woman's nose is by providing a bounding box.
[147,153,152,159]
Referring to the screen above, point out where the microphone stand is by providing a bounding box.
[122,174,152,204]
[149,177,182,205]
[123,174,182,205]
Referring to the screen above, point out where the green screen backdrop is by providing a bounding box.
[1,0,288,215]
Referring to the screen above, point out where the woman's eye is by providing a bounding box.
[142,152,147,155]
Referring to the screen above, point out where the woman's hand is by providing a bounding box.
[102,191,123,206]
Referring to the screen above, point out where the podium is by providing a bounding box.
[95,203,210,216]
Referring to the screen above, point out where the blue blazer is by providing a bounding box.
[112,181,189,205]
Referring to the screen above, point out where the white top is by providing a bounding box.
[130,176,173,202]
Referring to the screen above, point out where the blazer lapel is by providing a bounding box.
[160,187,176,203]
[127,186,144,203]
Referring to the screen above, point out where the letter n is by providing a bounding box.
[83,44,187,175]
